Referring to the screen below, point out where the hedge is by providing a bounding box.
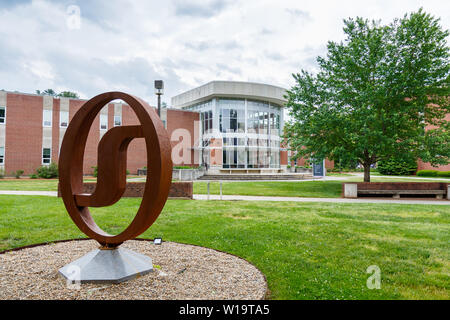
[416,170,450,177]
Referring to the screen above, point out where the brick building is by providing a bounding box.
[0,90,199,176]
[0,80,448,176]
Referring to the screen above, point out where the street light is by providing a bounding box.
[154,80,164,117]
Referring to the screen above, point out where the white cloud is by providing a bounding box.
[0,0,448,106]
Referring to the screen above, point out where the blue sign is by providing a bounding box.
[312,159,325,177]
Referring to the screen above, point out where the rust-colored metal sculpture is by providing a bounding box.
[59,92,172,248]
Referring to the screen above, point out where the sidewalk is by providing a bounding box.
[0,190,57,196]
[193,194,450,205]
[0,190,448,205]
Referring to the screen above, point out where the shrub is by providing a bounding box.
[13,170,24,179]
[30,174,38,179]
[437,171,450,177]
[0,168,4,179]
[416,170,439,177]
[36,162,58,179]
[92,166,98,178]
[436,171,450,177]
[377,154,418,176]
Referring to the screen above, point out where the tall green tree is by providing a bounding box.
[285,9,450,182]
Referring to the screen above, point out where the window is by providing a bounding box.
[0,147,4,164]
[100,114,108,130]
[42,148,51,164]
[114,115,122,126]
[201,110,213,134]
[0,106,5,124]
[219,99,245,133]
[60,111,69,128]
[43,110,52,127]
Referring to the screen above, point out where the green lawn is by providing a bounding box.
[1,177,449,198]
[0,179,59,191]
[194,181,343,198]
[0,195,448,300]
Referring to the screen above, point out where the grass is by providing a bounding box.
[0,195,449,300]
[0,179,59,191]
[1,176,449,198]
[194,181,343,198]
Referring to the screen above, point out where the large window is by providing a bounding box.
[114,115,122,126]
[100,114,108,130]
[0,106,5,124]
[222,148,246,169]
[201,110,213,134]
[60,111,69,128]
[42,148,51,164]
[0,147,4,164]
[43,109,52,127]
[219,99,245,133]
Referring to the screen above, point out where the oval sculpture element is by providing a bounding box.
[59,92,172,248]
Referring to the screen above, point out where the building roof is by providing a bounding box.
[171,81,287,108]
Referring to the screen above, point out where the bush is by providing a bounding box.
[436,171,450,177]
[36,162,58,179]
[416,170,439,177]
[13,170,24,179]
[92,166,98,178]
[30,174,38,179]
[377,154,418,176]
[0,168,4,179]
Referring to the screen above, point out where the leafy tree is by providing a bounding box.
[36,89,57,96]
[58,91,79,98]
[377,154,418,176]
[285,9,450,182]
[36,89,79,99]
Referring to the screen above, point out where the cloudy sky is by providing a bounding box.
[0,0,449,106]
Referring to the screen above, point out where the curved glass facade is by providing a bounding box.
[184,97,283,169]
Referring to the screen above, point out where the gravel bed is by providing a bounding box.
[0,240,267,300]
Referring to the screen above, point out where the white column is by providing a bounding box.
[59,97,70,152]
[0,91,6,171]
[42,95,53,164]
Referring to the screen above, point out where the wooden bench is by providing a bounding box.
[358,189,446,199]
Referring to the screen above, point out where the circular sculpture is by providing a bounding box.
[59,92,172,248]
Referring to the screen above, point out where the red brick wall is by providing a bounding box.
[5,93,43,175]
[418,113,450,171]
[280,150,288,165]
[58,181,193,199]
[292,157,334,169]
[122,103,147,174]
[167,109,199,167]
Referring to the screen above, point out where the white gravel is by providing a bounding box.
[0,240,267,300]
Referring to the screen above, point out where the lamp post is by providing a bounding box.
[154,80,164,117]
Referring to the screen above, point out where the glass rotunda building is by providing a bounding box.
[171,81,287,174]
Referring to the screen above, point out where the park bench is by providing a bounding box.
[357,189,446,199]
[343,182,449,200]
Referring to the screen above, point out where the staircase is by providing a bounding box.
[198,174,313,181]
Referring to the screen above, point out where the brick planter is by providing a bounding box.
[342,182,449,200]
[58,181,193,199]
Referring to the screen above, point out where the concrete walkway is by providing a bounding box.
[0,190,448,205]
[193,194,449,205]
[0,190,57,196]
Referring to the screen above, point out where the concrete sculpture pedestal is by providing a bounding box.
[59,247,153,284]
